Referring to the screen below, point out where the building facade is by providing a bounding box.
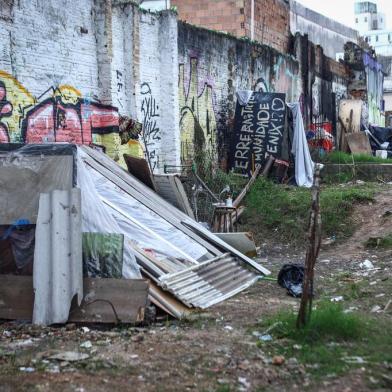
[354,0,392,121]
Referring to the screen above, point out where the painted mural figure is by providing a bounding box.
[0,81,12,143]
[0,70,143,168]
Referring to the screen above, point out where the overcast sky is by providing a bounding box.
[296,0,392,29]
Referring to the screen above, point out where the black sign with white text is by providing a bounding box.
[230,92,286,175]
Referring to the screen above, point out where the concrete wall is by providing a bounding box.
[178,22,301,166]
[290,0,358,59]
[0,0,180,172]
[0,0,351,173]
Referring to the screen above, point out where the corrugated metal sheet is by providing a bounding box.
[158,255,259,309]
[33,189,83,325]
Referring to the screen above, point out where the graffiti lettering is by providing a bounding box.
[230,92,286,176]
[140,82,161,171]
[116,70,123,93]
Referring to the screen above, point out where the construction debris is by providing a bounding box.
[0,143,270,324]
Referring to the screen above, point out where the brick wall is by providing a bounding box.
[172,0,246,38]
[172,0,290,52]
[244,0,290,52]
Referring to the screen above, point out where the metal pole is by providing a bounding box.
[251,0,255,41]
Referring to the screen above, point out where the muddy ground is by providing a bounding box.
[0,189,391,392]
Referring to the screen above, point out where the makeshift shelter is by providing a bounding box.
[0,143,270,323]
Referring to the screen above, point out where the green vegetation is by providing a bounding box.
[255,302,392,380]
[365,233,392,249]
[243,178,376,244]
[322,151,392,165]
[263,302,364,343]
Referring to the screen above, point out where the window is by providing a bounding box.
[365,36,369,42]
[365,17,368,22]
[376,35,379,42]
[355,18,358,23]
[389,34,391,42]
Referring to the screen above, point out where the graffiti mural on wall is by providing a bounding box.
[140,82,161,172]
[0,70,141,166]
[179,58,217,164]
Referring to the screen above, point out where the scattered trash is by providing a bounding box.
[360,260,374,270]
[384,299,392,312]
[272,355,285,366]
[80,341,92,349]
[48,352,90,362]
[322,236,336,246]
[238,376,251,390]
[293,344,302,350]
[375,293,385,298]
[343,306,358,313]
[342,356,367,364]
[371,305,382,313]
[330,296,344,302]
[259,334,273,342]
[277,264,304,297]
[81,327,90,333]
[19,367,35,373]
[224,325,233,331]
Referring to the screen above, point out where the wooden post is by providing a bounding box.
[297,163,322,329]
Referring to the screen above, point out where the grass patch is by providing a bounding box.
[365,233,392,249]
[255,302,392,380]
[263,302,364,343]
[243,178,376,244]
[322,151,392,165]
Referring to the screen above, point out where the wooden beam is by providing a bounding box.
[0,275,149,324]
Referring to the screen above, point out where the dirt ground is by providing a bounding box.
[1,189,392,392]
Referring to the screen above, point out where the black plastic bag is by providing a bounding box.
[277,264,304,298]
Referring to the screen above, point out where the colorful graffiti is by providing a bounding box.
[0,70,142,167]
[179,58,217,164]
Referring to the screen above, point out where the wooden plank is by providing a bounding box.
[0,275,149,324]
[0,275,33,320]
[154,174,195,219]
[123,154,157,191]
[69,278,149,323]
[346,132,372,155]
[147,279,191,319]
[173,176,195,219]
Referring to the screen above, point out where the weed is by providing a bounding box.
[254,302,392,379]
[261,302,365,343]
[323,171,354,184]
[365,234,392,249]
[242,178,376,244]
[322,151,392,165]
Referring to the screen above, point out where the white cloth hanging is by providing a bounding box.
[286,102,315,188]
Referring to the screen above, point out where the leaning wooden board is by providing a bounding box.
[0,276,149,324]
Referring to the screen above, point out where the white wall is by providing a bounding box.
[0,0,99,99]
[0,0,180,172]
[140,0,170,12]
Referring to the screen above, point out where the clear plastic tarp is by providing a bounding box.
[78,149,208,263]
